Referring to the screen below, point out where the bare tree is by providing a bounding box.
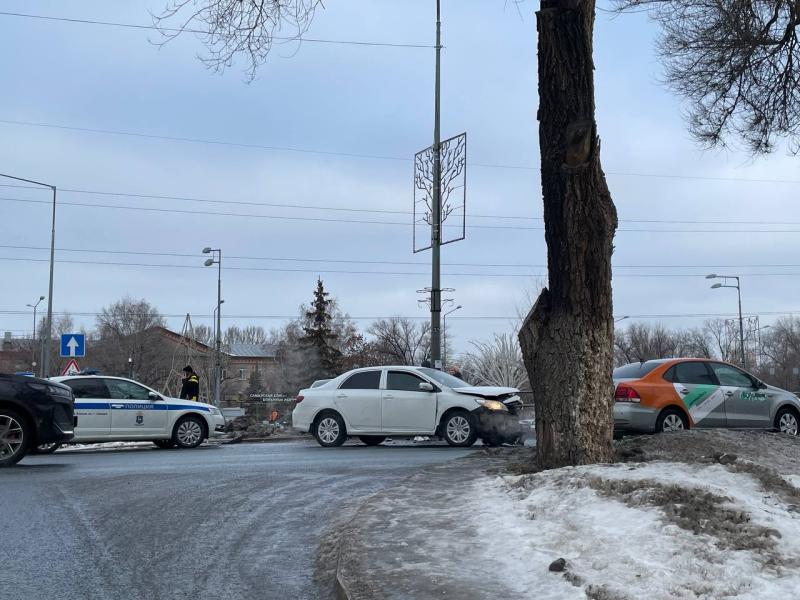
[94,297,169,387]
[368,317,431,366]
[462,333,529,390]
[614,323,712,366]
[704,318,739,364]
[154,0,325,79]
[615,0,800,153]
[224,325,269,346]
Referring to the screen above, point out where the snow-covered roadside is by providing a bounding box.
[57,441,157,452]
[469,458,800,599]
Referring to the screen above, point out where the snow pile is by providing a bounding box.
[470,460,800,599]
[58,441,158,452]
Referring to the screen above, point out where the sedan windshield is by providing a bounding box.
[419,368,470,389]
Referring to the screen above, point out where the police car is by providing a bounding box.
[46,375,226,450]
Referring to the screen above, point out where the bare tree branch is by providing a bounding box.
[153,0,326,79]
[614,0,800,152]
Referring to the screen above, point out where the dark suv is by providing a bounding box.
[0,374,76,467]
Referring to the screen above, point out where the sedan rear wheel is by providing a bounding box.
[775,407,799,436]
[656,408,688,433]
[0,410,29,467]
[313,412,346,447]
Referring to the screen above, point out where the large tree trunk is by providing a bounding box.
[519,0,618,470]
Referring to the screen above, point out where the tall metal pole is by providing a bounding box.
[31,302,39,374]
[43,186,56,378]
[0,174,56,378]
[736,277,746,369]
[215,250,222,406]
[430,0,443,369]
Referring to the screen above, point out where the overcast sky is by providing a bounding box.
[1,0,799,357]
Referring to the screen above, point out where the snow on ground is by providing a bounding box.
[469,459,800,600]
[57,442,157,452]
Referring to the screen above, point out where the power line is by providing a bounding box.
[4,243,800,270]
[5,255,800,278]
[0,10,433,48]
[4,196,800,233]
[2,118,799,184]
[3,182,800,226]
[0,309,797,321]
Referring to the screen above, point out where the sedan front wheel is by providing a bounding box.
[442,411,477,447]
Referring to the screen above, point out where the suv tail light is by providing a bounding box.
[615,384,640,403]
[295,395,304,403]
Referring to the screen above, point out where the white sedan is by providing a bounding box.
[292,366,523,447]
[44,375,226,450]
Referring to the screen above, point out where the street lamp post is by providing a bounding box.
[2,173,57,377]
[26,296,45,376]
[128,357,133,379]
[615,315,630,325]
[707,274,746,368]
[442,305,462,369]
[203,247,222,406]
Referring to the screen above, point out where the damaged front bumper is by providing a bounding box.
[474,408,525,445]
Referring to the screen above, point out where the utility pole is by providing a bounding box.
[430,0,443,369]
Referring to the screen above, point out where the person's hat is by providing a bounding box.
[182,365,194,373]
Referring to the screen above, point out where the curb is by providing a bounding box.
[221,435,309,444]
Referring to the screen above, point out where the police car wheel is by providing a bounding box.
[172,416,206,449]
[153,440,176,449]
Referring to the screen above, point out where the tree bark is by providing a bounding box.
[519,0,618,470]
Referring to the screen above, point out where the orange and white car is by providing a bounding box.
[613,358,800,435]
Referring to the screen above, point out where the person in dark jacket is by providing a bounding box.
[180,365,200,401]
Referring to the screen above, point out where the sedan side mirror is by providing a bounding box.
[148,391,162,401]
[419,382,434,392]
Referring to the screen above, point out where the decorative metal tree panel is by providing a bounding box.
[413,132,467,253]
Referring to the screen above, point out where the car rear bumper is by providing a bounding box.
[292,404,314,433]
[614,402,658,433]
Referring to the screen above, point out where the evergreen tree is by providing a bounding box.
[246,368,264,398]
[300,279,342,378]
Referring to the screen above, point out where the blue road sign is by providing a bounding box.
[60,333,86,358]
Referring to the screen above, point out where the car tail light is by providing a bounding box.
[295,395,304,403]
[615,384,640,403]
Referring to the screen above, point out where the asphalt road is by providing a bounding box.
[0,440,474,600]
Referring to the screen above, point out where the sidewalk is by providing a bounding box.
[335,432,800,600]
[336,449,527,600]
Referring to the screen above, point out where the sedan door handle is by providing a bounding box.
[335,394,347,400]
[678,388,690,395]
[724,391,735,397]
[383,394,395,400]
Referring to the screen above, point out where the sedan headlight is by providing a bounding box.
[474,399,508,412]
[210,407,222,416]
